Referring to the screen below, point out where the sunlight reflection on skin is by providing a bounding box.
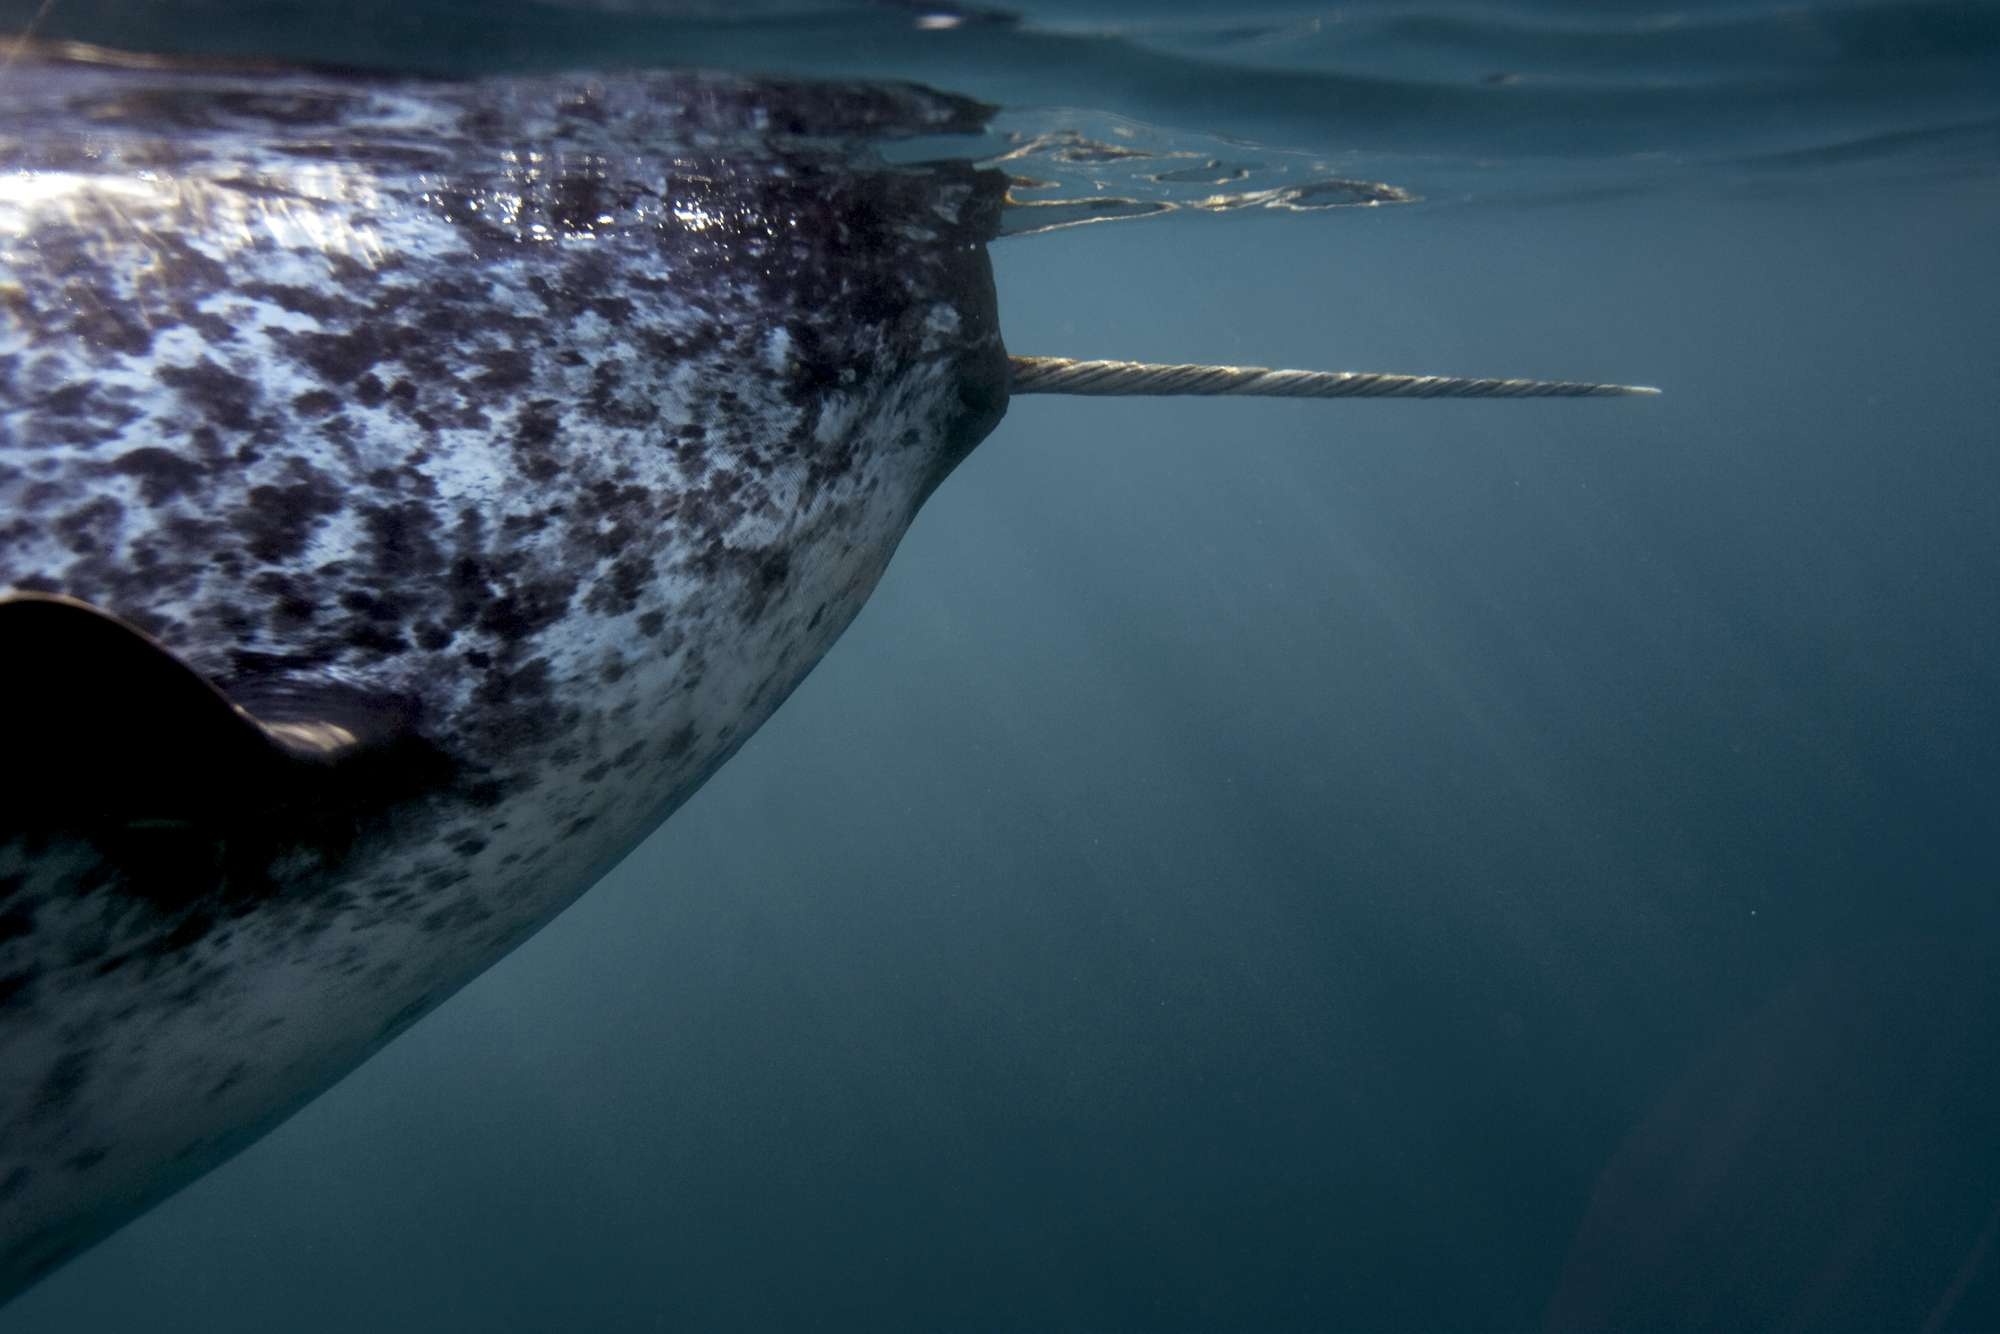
[0,162,387,263]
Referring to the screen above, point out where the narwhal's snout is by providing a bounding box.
[916,240,1013,504]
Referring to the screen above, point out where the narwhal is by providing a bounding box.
[0,42,1652,1304]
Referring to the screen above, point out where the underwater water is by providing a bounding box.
[4,0,2000,1329]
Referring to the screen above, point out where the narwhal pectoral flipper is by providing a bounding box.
[1007,356,1659,399]
[0,593,448,829]
[0,593,458,1299]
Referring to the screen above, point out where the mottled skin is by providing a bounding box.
[0,49,1009,1300]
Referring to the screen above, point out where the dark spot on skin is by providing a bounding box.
[340,589,401,621]
[37,382,95,416]
[512,399,562,483]
[0,1167,29,1204]
[153,231,232,296]
[477,576,574,642]
[344,621,409,654]
[498,510,558,542]
[452,836,487,857]
[0,967,36,1009]
[0,906,31,943]
[421,899,485,933]
[585,359,653,428]
[292,323,387,384]
[244,281,353,322]
[614,741,645,768]
[465,779,510,809]
[564,815,597,838]
[64,1148,107,1173]
[548,170,607,234]
[187,311,236,343]
[236,464,343,563]
[251,571,319,630]
[578,762,610,784]
[476,347,533,391]
[56,495,122,556]
[585,554,651,617]
[111,446,206,506]
[755,550,789,592]
[189,425,226,463]
[637,610,664,638]
[162,912,217,952]
[292,389,340,417]
[663,722,697,758]
[207,1065,247,1100]
[36,1049,91,1117]
[473,657,561,744]
[362,501,446,580]
[448,554,493,630]
[157,357,260,431]
[68,291,153,356]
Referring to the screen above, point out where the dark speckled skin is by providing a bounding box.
[0,47,1009,1301]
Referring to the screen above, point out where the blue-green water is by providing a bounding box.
[6,2,2000,1329]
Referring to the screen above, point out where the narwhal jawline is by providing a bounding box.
[920,303,1012,508]
[910,170,1014,510]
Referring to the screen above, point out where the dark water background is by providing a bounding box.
[7,1,2000,1329]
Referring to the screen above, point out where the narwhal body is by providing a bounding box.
[0,47,1646,1304]
[0,51,1008,1298]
